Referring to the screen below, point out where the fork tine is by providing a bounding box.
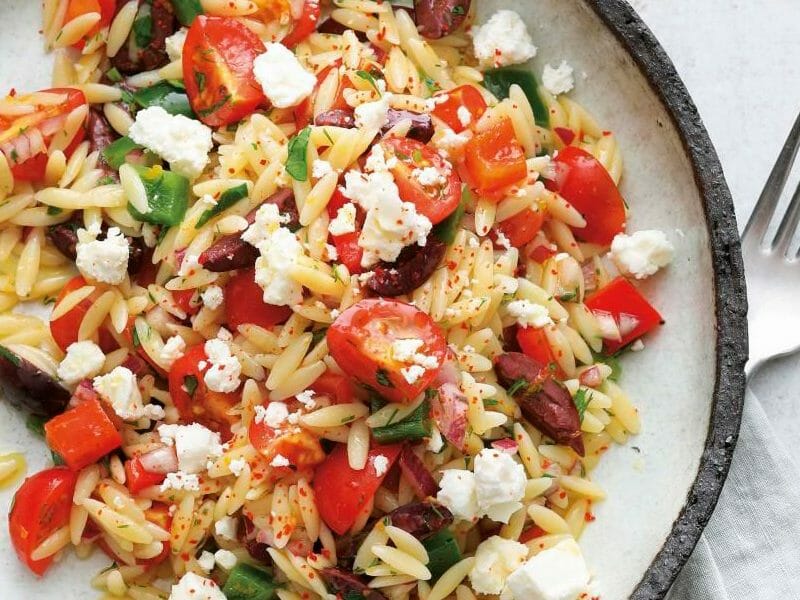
[743,111,800,247]
[773,181,800,255]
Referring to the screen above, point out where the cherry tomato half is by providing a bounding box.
[463,117,527,199]
[0,88,87,182]
[431,85,487,133]
[9,467,78,575]
[492,206,545,249]
[49,275,116,352]
[546,146,627,245]
[281,0,321,48]
[327,298,447,404]
[381,137,461,225]
[326,187,364,274]
[249,404,325,472]
[183,16,266,127]
[517,326,566,379]
[168,344,240,439]
[225,268,292,331]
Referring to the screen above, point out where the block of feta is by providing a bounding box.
[437,469,479,522]
[473,448,527,523]
[169,571,226,600]
[128,106,213,180]
[471,10,537,68]
[354,92,393,130]
[165,27,188,62]
[506,299,553,329]
[213,549,237,570]
[609,230,675,279]
[203,338,242,393]
[542,61,575,96]
[57,340,105,385]
[157,422,223,474]
[75,225,129,285]
[328,202,357,236]
[93,366,144,421]
[503,539,590,600]
[214,516,238,541]
[200,285,224,310]
[160,335,186,367]
[470,535,529,595]
[253,43,316,108]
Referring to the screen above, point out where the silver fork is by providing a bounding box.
[742,112,800,378]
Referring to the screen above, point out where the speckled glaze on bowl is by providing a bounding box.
[0,1,746,598]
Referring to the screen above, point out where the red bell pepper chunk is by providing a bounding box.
[44,397,122,470]
[124,457,166,494]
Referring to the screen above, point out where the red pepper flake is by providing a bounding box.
[584,512,596,522]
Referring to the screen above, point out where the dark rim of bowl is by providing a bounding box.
[583,0,749,598]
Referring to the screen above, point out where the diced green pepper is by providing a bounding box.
[195,183,248,228]
[372,400,431,444]
[482,67,549,128]
[170,0,204,26]
[222,563,279,600]
[432,191,466,245]
[102,136,143,169]
[128,165,189,226]
[132,81,194,118]
[423,530,462,580]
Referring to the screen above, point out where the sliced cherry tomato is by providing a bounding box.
[168,344,240,439]
[50,276,93,352]
[518,524,547,544]
[249,405,325,471]
[492,207,545,249]
[326,187,364,274]
[431,85,487,133]
[381,137,461,225]
[584,276,663,354]
[172,289,199,317]
[64,0,116,49]
[313,443,402,535]
[516,326,566,379]
[546,146,626,245]
[0,88,87,182]
[295,62,350,129]
[327,299,447,404]
[281,0,321,48]
[224,269,292,331]
[529,243,558,264]
[44,396,123,471]
[124,457,166,494]
[463,117,527,199]
[183,16,266,127]
[310,370,363,405]
[9,467,78,576]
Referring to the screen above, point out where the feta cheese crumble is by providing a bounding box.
[253,43,316,108]
[229,457,247,477]
[471,10,537,68]
[437,469,479,522]
[169,572,226,600]
[93,366,146,421]
[401,364,426,384]
[372,454,390,476]
[254,401,289,428]
[57,340,105,385]
[241,203,305,306]
[609,230,675,279]
[412,166,446,187]
[160,335,186,367]
[457,105,472,128]
[270,454,290,468]
[295,390,316,408]
[75,225,129,285]
[128,106,213,180]
[214,517,238,541]
[503,539,590,600]
[542,60,575,96]
[160,471,200,493]
[203,338,241,393]
[470,536,529,595]
[165,28,188,62]
[506,299,553,329]
[158,422,223,473]
[328,202,357,236]
[312,159,334,179]
[474,448,527,523]
[197,550,215,572]
[213,549,237,570]
[354,92,393,130]
[200,285,224,310]
[435,128,470,157]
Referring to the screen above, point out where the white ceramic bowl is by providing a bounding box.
[0,1,747,598]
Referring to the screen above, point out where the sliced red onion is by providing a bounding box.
[618,312,640,337]
[593,309,621,341]
[582,261,598,292]
[579,366,602,388]
[432,354,460,387]
[138,445,179,474]
[398,446,438,500]
[431,382,468,450]
[491,438,519,454]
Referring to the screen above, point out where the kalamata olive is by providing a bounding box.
[398,446,439,499]
[314,109,356,129]
[321,568,387,600]
[111,0,177,75]
[387,501,454,540]
[495,352,585,455]
[414,0,471,39]
[382,109,434,143]
[126,235,146,275]
[87,108,119,179]
[47,218,146,276]
[366,238,446,297]
[317,18,369,41]
[0,345,70,417]
[199,189,298,272]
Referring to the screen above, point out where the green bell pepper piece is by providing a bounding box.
[222,563,279,600]
[170,0,204,26]
[128,165,189,226]
[423,530,462,580]
[102,136,143,169]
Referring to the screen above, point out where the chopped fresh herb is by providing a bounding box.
[97,176,116,186]
[395,150,410,161]
[105,67,123,82]
[171,0,204,26]
[506,377,528,397]
[412,149,423,163]
[132,13,154,48]
[0,345,20,367]
[372,400,431,444]
[592,350,622,381]
[9,149,18,162]
[311,327,328,347]
[46,206,63,216]
[424,387,438,401]
[375,368,393,388]
[26,414,46,437]
[419,70,440,95]
[42,296,56,305]
[451,4,465,15]
[573,388,591,422]
[541,472,555,478]
[194,70,206,93]
[340,415,355,424]
[483,398,499,407]
[198,92,231,117]
[385,408,399,426]
[251,142,258,151]
[51,451,65,466]
[195,183,248,228]
[559,290,578,302]
[285,127,311,181]
[355,69,382,94]
[183,374,199,398]
[323,128,334,146]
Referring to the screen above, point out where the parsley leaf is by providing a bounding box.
[506,377,528,397]
[46,206,63,216]
[376,368,394,388]
[132,13,154,49]
[573,388,591,422]
[355,69,382,95]
[285,127,312,181]
[195,183,248,229]
[451,4,465,15]
[183,374,199,398]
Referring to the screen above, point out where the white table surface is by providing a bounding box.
[636,1,800,452]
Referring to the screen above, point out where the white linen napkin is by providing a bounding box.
[667,388,800,599]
